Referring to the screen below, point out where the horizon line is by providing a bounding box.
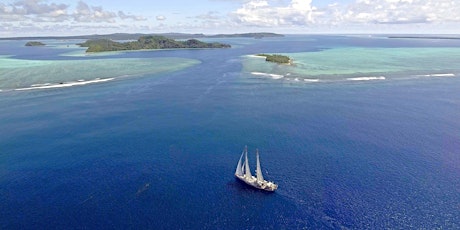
[2,32,460,40]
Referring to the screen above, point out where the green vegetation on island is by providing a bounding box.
[78,35,231,52]
[25,41,45,46]
[256,54,292,64]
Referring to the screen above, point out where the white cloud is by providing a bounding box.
[2,0,460,36]
[73,1,117,23]
[0,0,146,24]
[341,0,460,25]
[232,0,314,27]
[196,11,221,20]
[118,11,147,21]
[0,0,151,36]
[226,0,460,33]
[156,15,166,21]
[0,0,69,22]
[13,0,69,16]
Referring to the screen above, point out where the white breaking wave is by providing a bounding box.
[251,72,284,79]
[347,76,386,81]
[418,73,455,77]
[15,78,115,91]
[247,55,266,59]
[303,78,320,82]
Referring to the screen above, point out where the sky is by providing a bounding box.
[1,0,460,37]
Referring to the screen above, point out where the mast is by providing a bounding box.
[244,147,252,178]
[235,147,244,176]
[256,149,264,181]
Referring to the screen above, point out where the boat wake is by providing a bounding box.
[135,183,151,196]
[14,78,115,91]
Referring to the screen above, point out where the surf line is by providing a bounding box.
[14,78,115,91]
[417,73,456,77]
[251,72,284,79]
[346,76,386,81]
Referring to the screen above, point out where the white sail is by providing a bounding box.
[244,148,252,178]
[235,150,244,176]
[234,146,277,192]
[256,149,264,181]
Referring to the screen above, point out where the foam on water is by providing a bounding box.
[347,76,386,81]
[303,78,320,82]
[14,78,115,91]
[417,73,456,77]
[247,54,266,59]
[251,72,284,79]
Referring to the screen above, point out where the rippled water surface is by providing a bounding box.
[1,35,459,229]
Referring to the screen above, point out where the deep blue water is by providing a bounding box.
[1,36,460,229]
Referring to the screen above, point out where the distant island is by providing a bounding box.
[2,32,284,41]
[209,33,284,39]
[256,54,292,64]
[25,41,45,46]
[78,35,231,52]
[388,36,460,40]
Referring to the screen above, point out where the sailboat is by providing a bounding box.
[235,146,278,192]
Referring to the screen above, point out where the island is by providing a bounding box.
[388,36,460,40]
[77,35,231,52]
[209,33,284,39]
[25,41,45,46]
[256,54,292,64]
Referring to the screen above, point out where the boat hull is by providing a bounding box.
[235,174,277,192]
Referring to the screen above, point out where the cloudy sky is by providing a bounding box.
[1,0,459,37]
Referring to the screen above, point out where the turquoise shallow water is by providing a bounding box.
[0,35,459,229]
[243,47,460,82]
[0,56,200,90]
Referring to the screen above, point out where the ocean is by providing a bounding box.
[1,35,459,229]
